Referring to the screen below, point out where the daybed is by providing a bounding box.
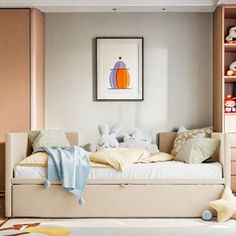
[5,132,231,218]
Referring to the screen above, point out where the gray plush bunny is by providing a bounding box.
[96,122,123,151]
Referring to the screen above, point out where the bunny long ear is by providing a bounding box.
[110,122,123,136]
[98,123,109,136]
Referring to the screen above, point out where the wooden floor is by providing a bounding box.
[0,196,5,223]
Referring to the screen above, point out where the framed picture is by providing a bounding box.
[96,37,144,101]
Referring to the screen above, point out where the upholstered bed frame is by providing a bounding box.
[5,132,230,218]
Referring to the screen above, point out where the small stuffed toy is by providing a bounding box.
[120,129,159,153]
[96,122,123,151]
[225,95,236,113]
[226,26,236,44]
[226,61,236,76]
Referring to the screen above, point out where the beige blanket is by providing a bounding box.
[89,148,174,171]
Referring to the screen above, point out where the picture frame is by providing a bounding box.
[96,37,144,101]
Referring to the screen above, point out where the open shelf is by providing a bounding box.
[225,6,236,19]
[225,112,236,115]
[215,5,236,195]
[225,76,236,82]
[225,44,236,52]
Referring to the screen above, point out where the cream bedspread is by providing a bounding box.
[89,148,173,171]
[18,147,174,172]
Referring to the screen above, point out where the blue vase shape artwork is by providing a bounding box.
[109,57,130,89]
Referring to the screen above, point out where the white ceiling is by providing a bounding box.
[0,0,229,13]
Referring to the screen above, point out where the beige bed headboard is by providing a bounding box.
[158,132,176,154]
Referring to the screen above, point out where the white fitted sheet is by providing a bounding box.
[14,161,222,179]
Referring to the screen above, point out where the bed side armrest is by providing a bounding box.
[65,132,79,146]
[159,132,230,186]
[212,132,231,186]
[5,132,29,217]
[158,132,177,154]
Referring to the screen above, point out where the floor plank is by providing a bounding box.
[0,196,5,220]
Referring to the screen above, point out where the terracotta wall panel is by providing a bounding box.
[0,9,30,191]
[31,8,45,130]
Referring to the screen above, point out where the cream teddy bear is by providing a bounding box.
[119,129,159,154]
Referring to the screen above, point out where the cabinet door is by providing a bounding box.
[0,9,30,191]
[225,115,236,133]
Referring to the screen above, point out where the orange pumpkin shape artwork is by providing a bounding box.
[109,57,130,89]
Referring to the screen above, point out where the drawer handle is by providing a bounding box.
[120,184,128,187]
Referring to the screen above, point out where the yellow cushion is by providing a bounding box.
[89,148,150,171]
[89,148,174,170]
[209,186,236,222]
[138,152,174,163]
[18,152,48,167]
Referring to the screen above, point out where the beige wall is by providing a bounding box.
[45,13,213,145]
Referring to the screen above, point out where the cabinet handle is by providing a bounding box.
[120,184,128,187]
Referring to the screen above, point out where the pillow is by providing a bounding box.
[209,186,236,222]
[32,129,71,150]
[28,130,40,144]
[89,148,151,171]
[171,127,212,156]
[18,152,48,166]
[177,126,188,133]
[175,138,220,164]
[141,152,174,163]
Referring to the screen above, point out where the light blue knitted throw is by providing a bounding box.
[34,146,91,197]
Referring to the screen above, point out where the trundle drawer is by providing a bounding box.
[12,184,223,217]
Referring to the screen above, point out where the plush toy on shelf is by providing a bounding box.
[226,61,236,76]
[225,26,236,44]
[224,95,236,113]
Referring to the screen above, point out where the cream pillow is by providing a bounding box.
[175,138,220,164]
[89,148,150,171]
[209,186,236,222]
[18,152,48,166]
[139,152,174,163]
[171,127,212,156]
[32,129,71,150]
[28,130,40,144]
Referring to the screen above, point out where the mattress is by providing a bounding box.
[14,161,223,179]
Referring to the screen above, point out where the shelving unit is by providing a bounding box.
[224,43,236,52]
[214,4,236,194]
[224,76,236,82]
